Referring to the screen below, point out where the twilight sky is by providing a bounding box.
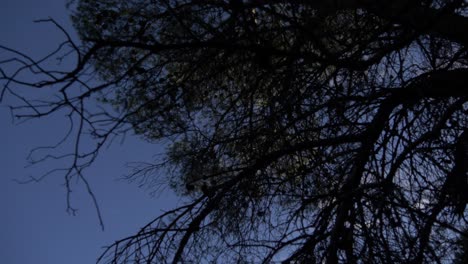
[0,1,177,263]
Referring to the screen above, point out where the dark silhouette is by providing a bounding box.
[1,0,467,263]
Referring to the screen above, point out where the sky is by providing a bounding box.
[0,1,177,263]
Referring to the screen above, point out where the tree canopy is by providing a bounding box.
[1,0,468,263]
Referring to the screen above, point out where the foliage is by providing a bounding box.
[1,0,468,263]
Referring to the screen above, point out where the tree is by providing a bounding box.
[1,0,467,263]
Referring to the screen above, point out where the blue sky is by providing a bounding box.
[0,1,177,263]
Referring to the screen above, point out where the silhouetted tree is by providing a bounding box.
[1,0,467,263]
